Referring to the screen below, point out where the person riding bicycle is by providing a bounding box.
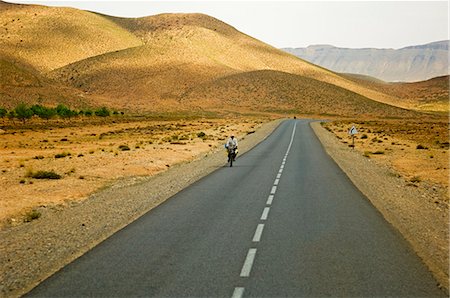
[225,135,238,162]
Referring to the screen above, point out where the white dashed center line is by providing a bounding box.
[232,287,245,298]
[270,186,277,195]
[261,207,270,220]
[232,121,297,297]
[240,249,257,277]
[266,195,274,205]
[252,224,265,242]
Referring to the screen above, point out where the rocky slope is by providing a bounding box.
[283,41,449,82]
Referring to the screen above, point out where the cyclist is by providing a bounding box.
[225,135,238,162]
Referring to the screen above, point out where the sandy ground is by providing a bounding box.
[321,119,449,191]
[0,117,268,228]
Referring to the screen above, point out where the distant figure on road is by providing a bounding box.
[225,135,238,162]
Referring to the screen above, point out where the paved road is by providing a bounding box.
[28,120,444,297]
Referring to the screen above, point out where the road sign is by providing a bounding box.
[349,126,358,135]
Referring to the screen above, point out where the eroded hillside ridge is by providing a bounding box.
[283,41,450,82]
[0,1,448,115]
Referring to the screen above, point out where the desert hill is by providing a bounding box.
[0,1,142,72]
[182,70,418,118]
[0,1,445,116]
[343,74,449,113]
[283,41,449,82]
[45,11,404,114]
[0,54,93,108]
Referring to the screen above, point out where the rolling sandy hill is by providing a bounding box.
[182,70,418,118]
[343,74,449,113]
[0,1,142,72]
[0,1,443,116]
[0,55,94,108]
[47,12,404,114]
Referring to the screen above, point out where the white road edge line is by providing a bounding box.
[240,248,257,277]
[261,207,270,220]
[276,173,281,179]
[274,178,280,185]
[266,195,274,205]
[252,224,265,242]
[232,287,245,298]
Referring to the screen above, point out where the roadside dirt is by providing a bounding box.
[0,116,268,228]
[311,121,449,292]
[0,117,282,297]
[321,119,449,190]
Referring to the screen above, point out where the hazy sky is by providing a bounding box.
[6,1,449,49]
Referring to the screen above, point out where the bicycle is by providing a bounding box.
[227,147,237,167]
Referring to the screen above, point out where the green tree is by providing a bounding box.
[7,110,16,120]
[30,104,44,116]
[95,107,110,117]
[56,104,77,118]
[56,104,70,118]
[40,107,56,120]
[29,104,56,120]
[14,103,33,123]
[0,108,7,118]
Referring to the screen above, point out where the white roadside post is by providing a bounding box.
[348,125,358,149]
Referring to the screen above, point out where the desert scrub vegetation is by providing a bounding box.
[410,176,421,183]
[0,103,123,123]
[55,152,71,158]
[416,144,428,150]
[372,150,385,155]
[24,210,41,222]
[26,169,61,179]
[118,144,130,151]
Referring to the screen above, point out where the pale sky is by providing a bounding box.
[5,0,449,49]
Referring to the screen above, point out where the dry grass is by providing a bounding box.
[0,115,270,228]
[322,119,449,191]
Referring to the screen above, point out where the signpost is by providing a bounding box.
[348,125,358,149]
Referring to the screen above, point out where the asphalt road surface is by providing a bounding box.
[28,120,445,297]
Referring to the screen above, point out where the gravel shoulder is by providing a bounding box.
[0,119,282,297]
[311,121,449,292]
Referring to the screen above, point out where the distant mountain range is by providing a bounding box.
[283,41,449,82]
